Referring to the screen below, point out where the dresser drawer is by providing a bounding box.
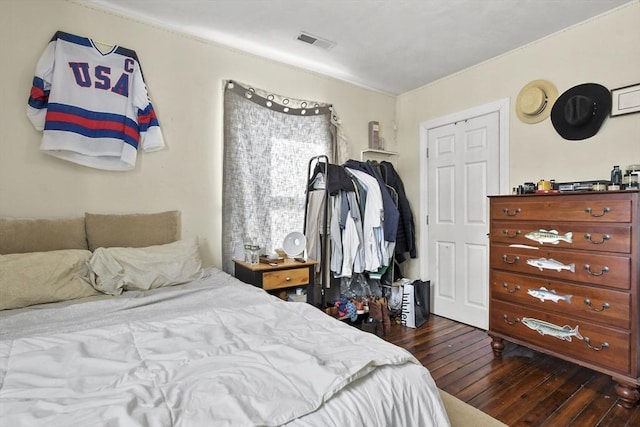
[490,270,631,329]
[490,300,631,374]
[490,244,631,290]
[262,267,310,290]
[490,196,632,223]
[491,221,632,253]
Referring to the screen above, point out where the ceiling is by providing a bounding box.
[87,0,632,95]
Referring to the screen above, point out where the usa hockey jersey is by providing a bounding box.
[27,31,164,171]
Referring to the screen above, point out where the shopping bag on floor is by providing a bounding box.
[401,281,416,328]
[413,280,430,328]
[401,280,430,328]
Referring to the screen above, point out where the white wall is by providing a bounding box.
[2,1,638,279]
[0,0,396,267]
[396,1,640,278]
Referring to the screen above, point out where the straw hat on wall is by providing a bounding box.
[515,79,559,123]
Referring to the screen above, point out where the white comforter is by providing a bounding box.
[0,268,449,426]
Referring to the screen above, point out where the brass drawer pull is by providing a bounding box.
[502,254,520,264]
[285,276,292,281]
[502,207,521,216]
[583,337,609,351]
[502,314,520,325]
[502,282,521,293]
[584,207,611,217]
[502,229,521,238]
[584,299,610,312]
[583,264,609,276]
[583,233,610,244]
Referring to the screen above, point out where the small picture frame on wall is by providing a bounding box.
[610,83,640,117]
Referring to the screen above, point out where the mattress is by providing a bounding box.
[0,268,449,426]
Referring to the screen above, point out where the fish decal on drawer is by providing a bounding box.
[526,257,575,272]
[522,317,583,342]
[527,287,572,304]
[525,229,573,245]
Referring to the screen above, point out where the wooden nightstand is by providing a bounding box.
[233,258,318,304]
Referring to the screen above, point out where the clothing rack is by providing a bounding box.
[303,156,416,309]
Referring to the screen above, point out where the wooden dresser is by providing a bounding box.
[488,190,639,407]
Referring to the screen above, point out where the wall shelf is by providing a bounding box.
[360,149,398,161]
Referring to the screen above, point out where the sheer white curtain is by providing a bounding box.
[222,81,344,273]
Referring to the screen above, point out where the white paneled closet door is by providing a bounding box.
[426,110,500,329]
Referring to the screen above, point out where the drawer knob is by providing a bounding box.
[502,207,521,216]
[584,299,610,312]
[502,314,520,325]
[502,282,521,293]
[583,337,609,352]
[502,229,521,238]
[583,264,609,276]
[583,233,611,244]
[584,207,611,217]
[502,254,520,264]
[285,276,292,281]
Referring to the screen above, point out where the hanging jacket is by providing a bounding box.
[381,161,417,262]
[310,163,354,195]
[343,159,400,242]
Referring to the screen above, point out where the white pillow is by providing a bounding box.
[89,238,203,295]
[0,249,98,310]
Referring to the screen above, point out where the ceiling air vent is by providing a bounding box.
[296,32,335,50]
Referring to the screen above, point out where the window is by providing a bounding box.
[221,81,338,273]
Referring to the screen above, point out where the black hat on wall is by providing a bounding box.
[551,83,611,140]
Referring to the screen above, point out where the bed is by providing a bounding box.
[0,211,450,426]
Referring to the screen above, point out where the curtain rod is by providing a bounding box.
[226,80,332,117]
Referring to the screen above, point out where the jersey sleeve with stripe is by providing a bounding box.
[27,31,164,171]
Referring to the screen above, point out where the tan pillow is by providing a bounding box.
[0,217,87,254]
[85,211,180,251]
[0,249,98,310]
[89,238,203,295]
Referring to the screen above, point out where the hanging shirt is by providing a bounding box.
[345,167,386,272]
[27,31,164,170]
[339,191,365,277]
[305,190,326,272]
[339,211,358,278]
[346,191,365,274]
[329,194,343,275]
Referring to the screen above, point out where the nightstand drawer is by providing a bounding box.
[263,267,309,290]
[233,258,318,304]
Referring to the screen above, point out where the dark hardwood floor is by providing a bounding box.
[385,314,640,426]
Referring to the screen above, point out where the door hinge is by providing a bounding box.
[426,148,429,158]
[426,215,429,225]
